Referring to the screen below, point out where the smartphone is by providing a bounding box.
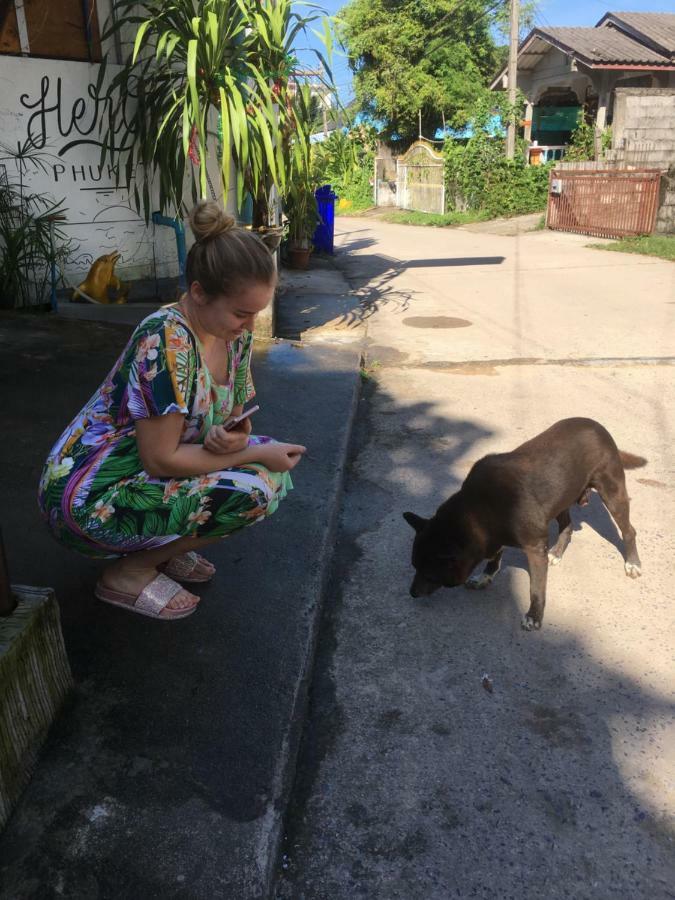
[223,404,260,431]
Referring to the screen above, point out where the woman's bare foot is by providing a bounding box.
[101,560,199,614]
[189,554,215,578]
[163,552,215,582]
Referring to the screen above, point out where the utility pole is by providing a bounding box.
[418,109,422,141]
[505,0,519,159]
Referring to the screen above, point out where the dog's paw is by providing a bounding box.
[521,615,542,632]
[548,552,562,566]
[625,561,642,579]
[465,573,492,591]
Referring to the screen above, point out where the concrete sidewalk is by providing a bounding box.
[0,296,361,898]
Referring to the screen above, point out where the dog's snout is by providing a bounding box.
[409,574,436,598]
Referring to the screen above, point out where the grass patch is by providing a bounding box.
[379,209,489,227]
[359,359,381,382]
[588,234,675,261]
[336,205,377,217]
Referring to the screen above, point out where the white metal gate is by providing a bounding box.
[374,156,397,207]
[396,141,445,214]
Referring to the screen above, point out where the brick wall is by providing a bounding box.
[608,88,675,234]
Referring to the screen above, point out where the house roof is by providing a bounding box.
[536,24,672,66]
[490,10,675,89]
[598,12,675,58]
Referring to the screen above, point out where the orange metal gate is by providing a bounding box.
[546,169,661,239]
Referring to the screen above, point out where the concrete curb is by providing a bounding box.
[262,347,363,896]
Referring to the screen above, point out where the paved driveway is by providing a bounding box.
[277,219,675,899]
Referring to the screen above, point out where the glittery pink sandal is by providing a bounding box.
[161,551,215,584]
[94,573,199,620]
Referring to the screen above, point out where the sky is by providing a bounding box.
[295,0,673,106]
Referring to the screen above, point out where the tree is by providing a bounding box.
[337,0,503,143]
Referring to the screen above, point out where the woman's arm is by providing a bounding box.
[136,413,255,477]
[203,404,253,455]
[135,414,304,477]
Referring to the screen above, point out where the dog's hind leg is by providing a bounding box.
[548,509,573,566]
[521,541,548,631]
[593,466,642,578]
[465,549,503,590]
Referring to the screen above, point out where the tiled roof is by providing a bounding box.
[601,12,675,57]
[538,24,672,66]
[490,11,675,89]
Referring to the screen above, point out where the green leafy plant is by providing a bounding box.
[311,124,376,209]
[0,142,74,309]
[284,85,320,247]
[565,116,612,162]
[245,0,334,226]
[444,93,551,218]
[101,0,334,222]
[337,0,502,143]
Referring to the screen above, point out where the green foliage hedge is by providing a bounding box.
[311,127,376,210]
[443,93,551,219]
[444,137,551,218]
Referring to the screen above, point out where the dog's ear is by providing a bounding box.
[403,512,428,532]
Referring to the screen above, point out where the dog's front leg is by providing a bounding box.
[522,542,548,631]
[465,549,503,590]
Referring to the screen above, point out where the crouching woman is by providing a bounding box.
[38,201,305,620]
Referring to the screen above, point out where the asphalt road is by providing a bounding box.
[276,218,675,899]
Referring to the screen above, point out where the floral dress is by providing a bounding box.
[38,306,292,559]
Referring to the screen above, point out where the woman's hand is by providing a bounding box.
[253,442,307,473]
[204,423,250,454]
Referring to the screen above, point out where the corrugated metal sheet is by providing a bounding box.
[491,13,675,87]
[603,13,675,57]
[539,26,671,67]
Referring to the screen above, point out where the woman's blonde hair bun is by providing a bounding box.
[189,200,236,241]
[185,200,276,297]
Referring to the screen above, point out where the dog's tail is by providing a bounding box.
[619,450,647,470]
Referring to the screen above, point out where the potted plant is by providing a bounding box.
[101,0,330,220]
[0,141,74,309]
[243,0,334,231]
[281,84,320,269]
[285,181,319,269]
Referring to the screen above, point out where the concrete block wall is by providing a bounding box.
[611,88,675,233]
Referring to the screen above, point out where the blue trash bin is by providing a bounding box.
[313,185,337,254]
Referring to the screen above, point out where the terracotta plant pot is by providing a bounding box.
[289,246,311,269]
[245,225,285,251]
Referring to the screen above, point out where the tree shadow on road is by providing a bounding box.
[280,376,675,900]
[277,231,506,338]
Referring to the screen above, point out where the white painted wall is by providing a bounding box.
[518,46,592,105]
[0,52,237,290]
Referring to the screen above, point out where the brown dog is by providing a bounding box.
[403,418,645,631]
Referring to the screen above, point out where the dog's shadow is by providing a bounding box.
[469,491,626,586]
[569,490,625,557]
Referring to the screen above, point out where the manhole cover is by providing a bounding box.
[402,316,472,329]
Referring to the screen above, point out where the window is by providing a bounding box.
[0,0,101,62]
